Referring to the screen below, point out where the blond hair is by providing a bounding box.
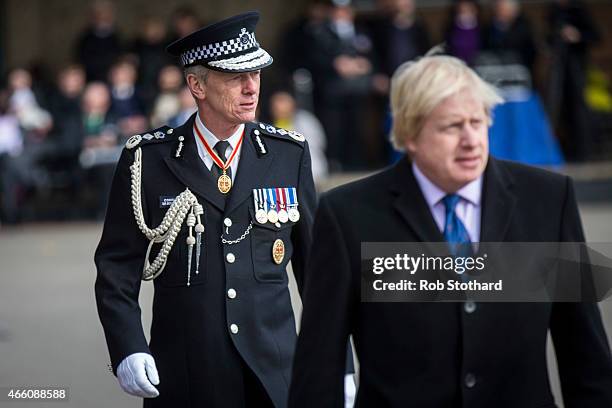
[390,55,503,151]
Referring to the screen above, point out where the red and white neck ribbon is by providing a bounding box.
[194,123,244,173]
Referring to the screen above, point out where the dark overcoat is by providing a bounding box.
[290,156,612,408]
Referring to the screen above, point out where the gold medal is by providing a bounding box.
[217,171,232,194]
[272,239,285,265]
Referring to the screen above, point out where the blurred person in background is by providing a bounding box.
[547,0,601,162]
[308,0,377,171]
[0,89,24,224]
[150,64,184,128]
[167,6,201,45]
[269,89,329,184]
[277,0,331,79]
[32,65,90,216]
[1,68,53,223]
[8,68,53,137]
[48,65,87,156]
[80,82,119,218]
[108,57,147,138]
[76,0,123,82]
[82,82,117,150]
[131,16,174,113]
[444,0,482,65]
[482,0,537,75]
[369,0,430,165]
[167,85,196,128]
[0,89,23,157]
[370,0,430,78]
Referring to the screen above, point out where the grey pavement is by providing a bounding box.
[0,204,611,408]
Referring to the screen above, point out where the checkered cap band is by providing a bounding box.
[180,30,259,66]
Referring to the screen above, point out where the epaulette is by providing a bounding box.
[125,126,175,150]
[256,122,306,145]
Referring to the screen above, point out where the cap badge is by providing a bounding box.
[240,28,249,45]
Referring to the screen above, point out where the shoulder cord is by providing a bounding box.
[130,148,204,285]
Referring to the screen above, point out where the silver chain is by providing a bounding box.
[221,222,253,245]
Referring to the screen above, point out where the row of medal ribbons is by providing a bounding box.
[252,187,300,225]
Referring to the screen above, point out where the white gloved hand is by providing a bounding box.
[117,353,160,398]
[344,373,356,408]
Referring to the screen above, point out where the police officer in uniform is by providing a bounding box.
[94,12,354,407]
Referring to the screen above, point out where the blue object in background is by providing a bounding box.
[489,92,564,166]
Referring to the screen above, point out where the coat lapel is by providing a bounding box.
[479,157,516,243]
[390,157,445,243]
[163,113,226,211]
[225,122,275,215]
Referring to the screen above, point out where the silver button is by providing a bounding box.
[464,301,477,314]
[224,218,232,227]
[465,373,476,388]
[226,253,235,263]
[275,222,281,228]
[230,324,239,334]
[227,288,237,299]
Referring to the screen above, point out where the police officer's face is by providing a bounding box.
[203,70,260,125]
[405,88,489,193]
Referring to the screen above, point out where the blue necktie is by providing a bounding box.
[442,194,473,258]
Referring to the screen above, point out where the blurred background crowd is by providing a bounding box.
[0,0,611,224]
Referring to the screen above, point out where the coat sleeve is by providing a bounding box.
[290,140,316,293]
[289,142,355,374]
[289,194,356,408]
[550,177,612,407]
[94,147,151,375]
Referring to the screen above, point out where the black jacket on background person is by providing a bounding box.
[76,28,122,82]
[95,113,316,407]
[546,0,601,161]
[289,156,612,407]
[368,16,430,77]
[547,0,601,60]
[482,14,537,74]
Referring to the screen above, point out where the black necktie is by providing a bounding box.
[211,141,232,180]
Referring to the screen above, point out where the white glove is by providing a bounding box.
[344,373,356,408]
[117,353,160,398]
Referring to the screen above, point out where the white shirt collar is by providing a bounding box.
[412,161,483,207]
[194,113,244,156]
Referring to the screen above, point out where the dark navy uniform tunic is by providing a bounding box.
[95,113,316,407]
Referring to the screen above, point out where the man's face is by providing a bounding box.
[406,88,489,193]
[202,70,260,126]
